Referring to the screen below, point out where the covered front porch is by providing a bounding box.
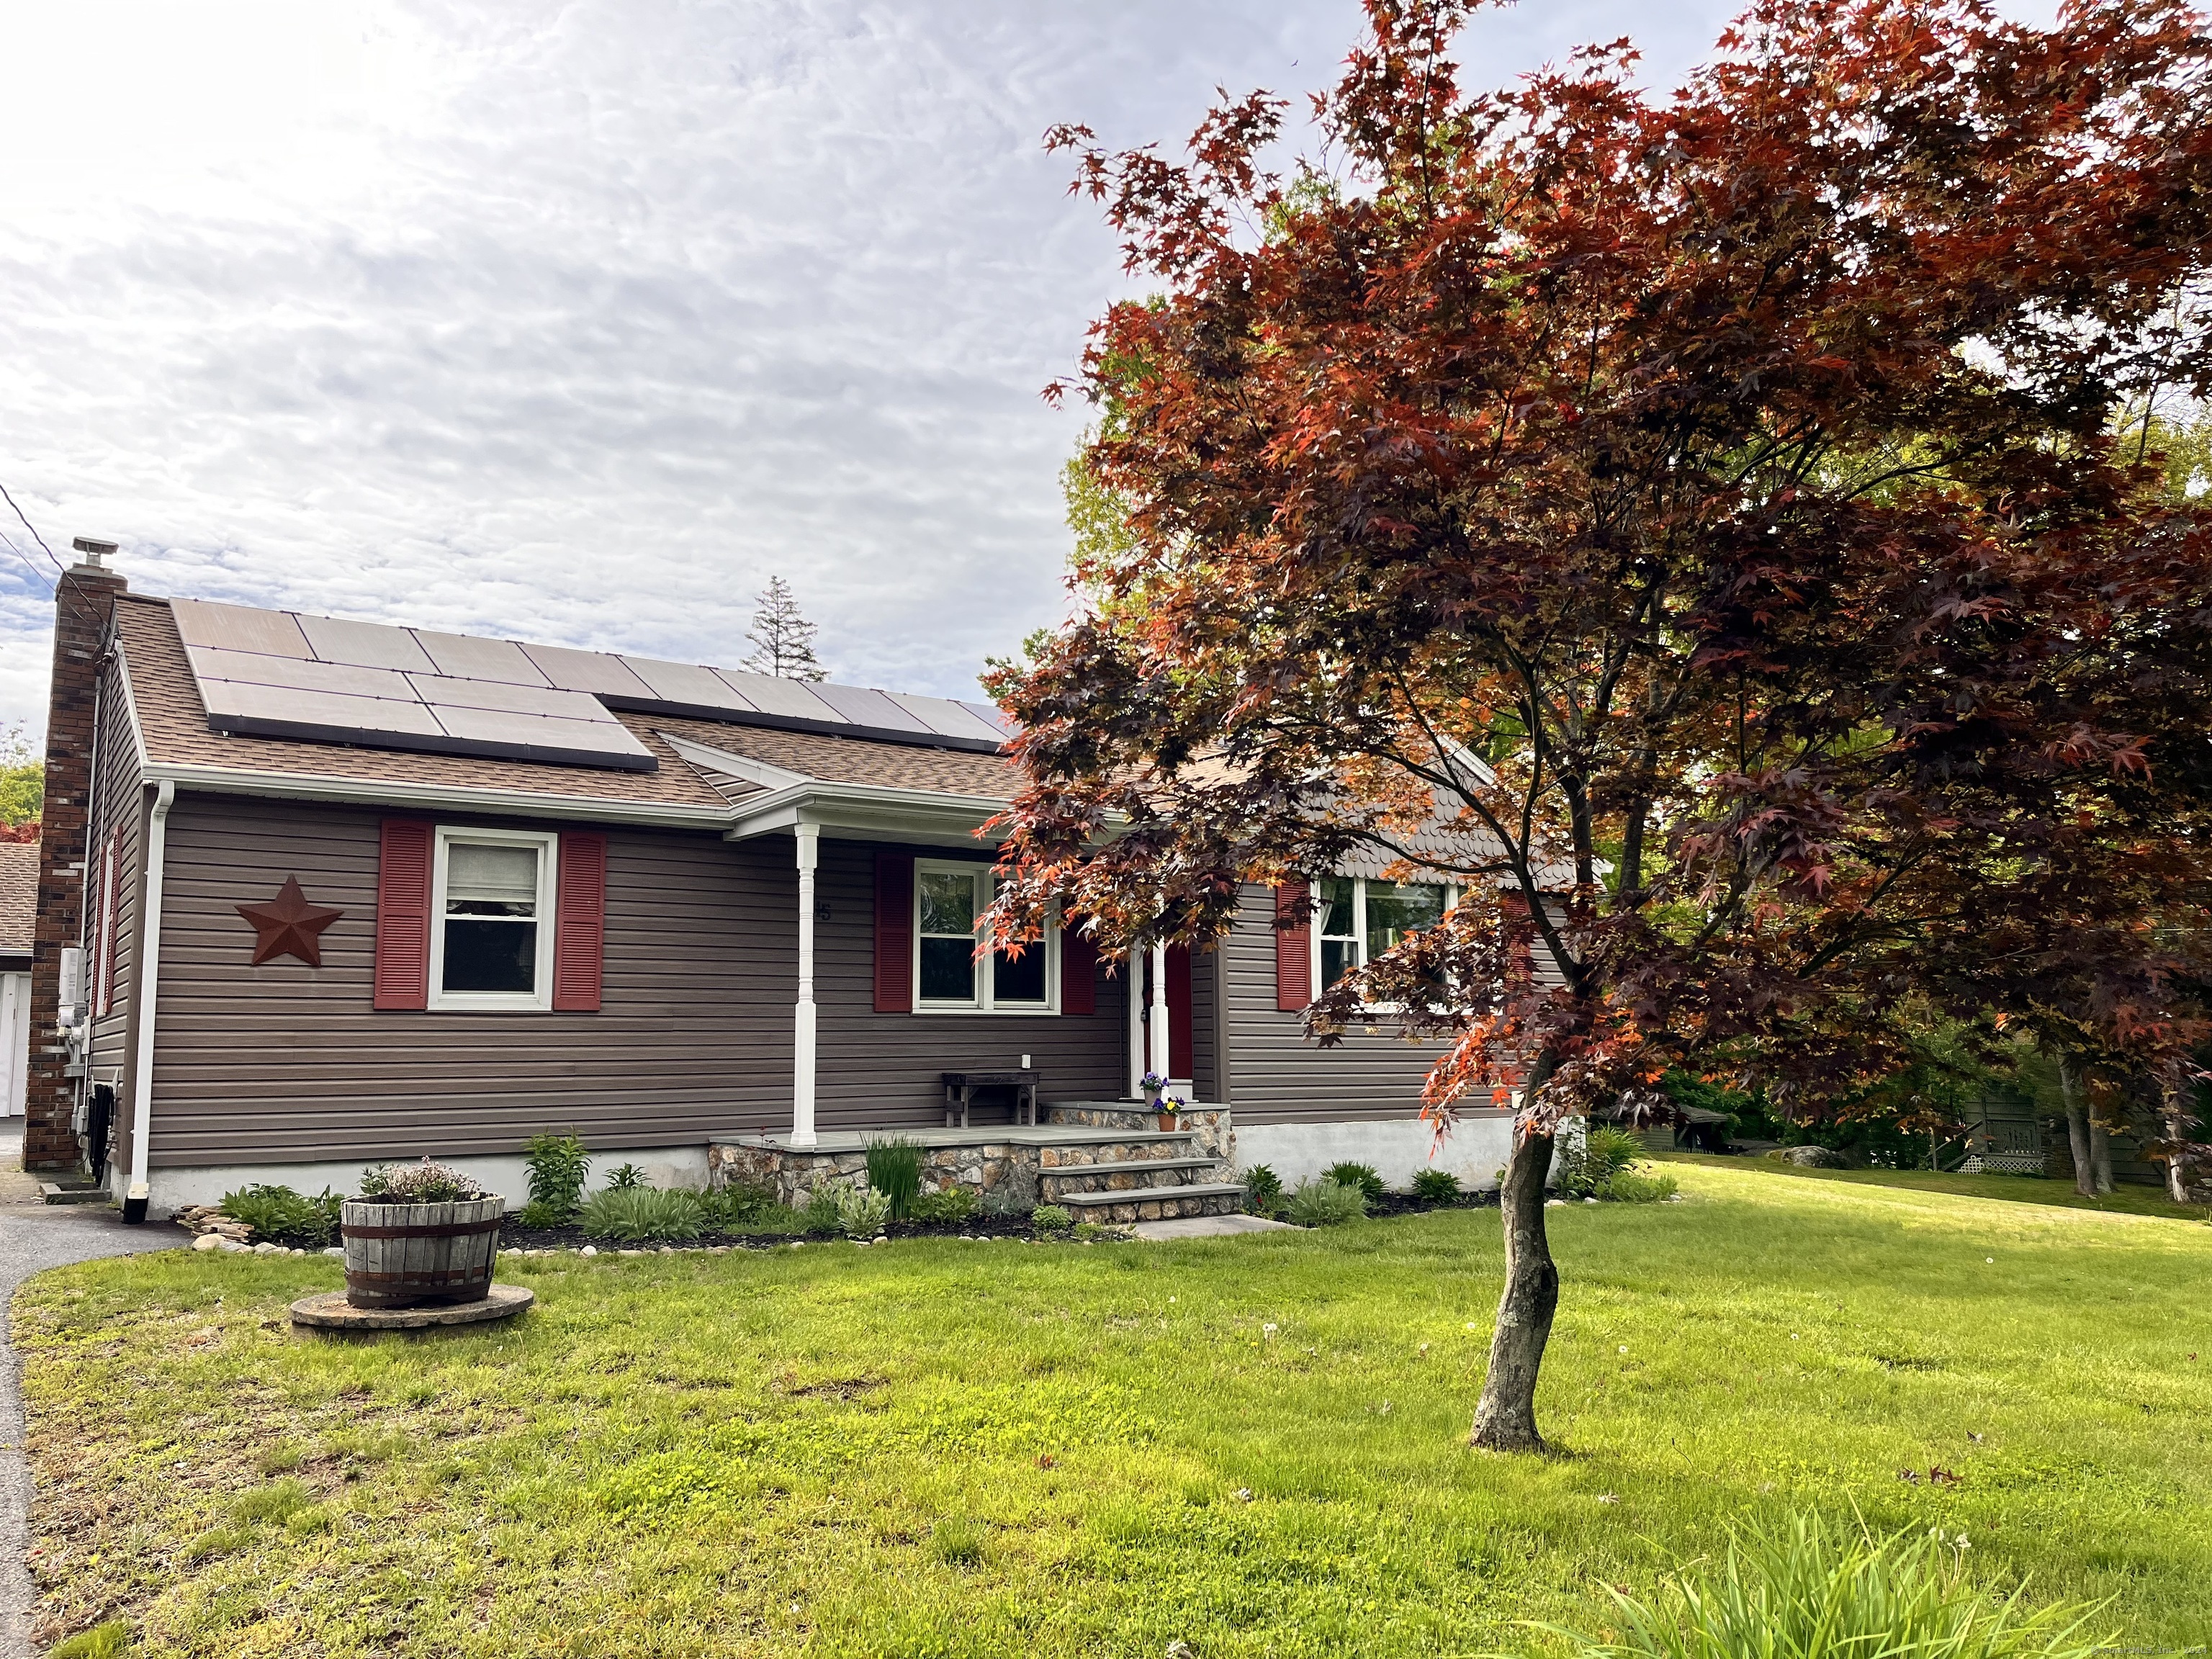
[681,727,1212,1151]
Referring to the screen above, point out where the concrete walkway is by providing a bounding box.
[1128,1213,1299,1241]
[1,1127,187,1659]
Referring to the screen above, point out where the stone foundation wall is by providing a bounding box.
[708,1140,1040,1213]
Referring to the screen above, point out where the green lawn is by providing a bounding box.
[1657,1151,2210,1220]
[17,1164,2212,1658]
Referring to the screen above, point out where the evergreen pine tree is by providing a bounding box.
[742,575,826,680]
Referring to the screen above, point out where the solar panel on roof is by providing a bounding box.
[616,657,757,714]
[413,630,549,685]
[710,668,842,723]
[171,598,312,659]
[884,691,1008,745]
[406,674,621,723]
[808,682,931,733]
[956,699,1018,739]
[200,678,447,738]
[521,642,657,700]
[427,703,655,766]
[297,613,438,674]
[189,647,420,703]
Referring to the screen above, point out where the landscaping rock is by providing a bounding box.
[192,1233,223,1252]
[1780,1145,1853,1169]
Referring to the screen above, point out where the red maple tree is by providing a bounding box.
[987,0,2212,1449]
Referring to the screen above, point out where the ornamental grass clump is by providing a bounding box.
[1285,1177,1366,1226]
[863,1137,925,1221]
[1323,1161,1387,1205]
[581,1187,703,1244]
[355,1159,490,1205]
[1547,1515,2110,1659]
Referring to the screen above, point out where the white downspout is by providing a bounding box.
[123,778,174,1223]
[791,822,819,1149]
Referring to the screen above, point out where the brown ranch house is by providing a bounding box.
[22,544,1514,1222]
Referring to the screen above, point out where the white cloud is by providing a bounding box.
[0,0,1737,737]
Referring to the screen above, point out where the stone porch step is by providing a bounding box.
[1040,1156,1221,1195]
[1053,1182,1247,1223]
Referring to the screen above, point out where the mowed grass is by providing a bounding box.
[16,1164,2212,1658]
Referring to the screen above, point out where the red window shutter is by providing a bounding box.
[1274,883,1312,1012]
[874,851,914,1012]
[554,831,607,1011]
[1061,919,1096,1015]
[374,819,434,1011]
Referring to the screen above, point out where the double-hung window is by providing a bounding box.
[429,827,557,1010]
[1314,876,1449,992]
[914,859,1057,1014]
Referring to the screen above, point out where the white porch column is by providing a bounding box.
[1125,945,1146,1100]
[791,824,819,1148]
[1148,939,1170,1086]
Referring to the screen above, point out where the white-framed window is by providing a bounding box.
[428,826,558,1012]
[1313,876,1452,993]
[914,858,1058,1015]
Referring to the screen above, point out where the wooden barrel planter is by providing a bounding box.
[339,1197,505,1309]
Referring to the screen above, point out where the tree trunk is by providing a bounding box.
[1470,1120,1560,1453]
[2059,1055,2098,1197]
[2159,1079,2197,1205]
[2090,1115,2116,1195]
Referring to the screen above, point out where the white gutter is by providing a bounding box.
[138,760,737,830]
[122,778,174,1223]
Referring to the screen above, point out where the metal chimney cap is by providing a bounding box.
[71,536,117,565]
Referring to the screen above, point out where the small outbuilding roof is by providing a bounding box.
[0,840,35,964]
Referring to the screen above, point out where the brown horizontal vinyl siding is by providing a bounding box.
[808,840,1124,1130]
[89,656,145,1169]
[147,796,793,1165]
[1220,881,1498,1125]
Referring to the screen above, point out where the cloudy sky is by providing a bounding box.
[0,0,1746,739]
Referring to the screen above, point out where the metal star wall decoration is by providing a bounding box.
[236,876,344,967]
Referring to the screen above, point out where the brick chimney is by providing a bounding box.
[24,541,127,1172]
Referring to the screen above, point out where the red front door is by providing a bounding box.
[1166,944,1195,1080]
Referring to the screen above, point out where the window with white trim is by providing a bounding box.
[429,827,557,1011]
[914,859,1058,1014]
[1313,876,1450,991]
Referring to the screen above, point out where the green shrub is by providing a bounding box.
[864,1137,925,1221]
[1555,1124,1647,1199]
[604,1162,648,1190]
[834,1184,891,1238]
[1411,1167,1462,1203]
[799,1187,842,1233]
[521,1130,590,1223]
[218,1184,341,1247]
[1032,1204,1074,1234]
[1601,1168,1680,1204]
[912,1185,977,1224]
[1547,1515,2108,1659]
[930,1516,985,1567]
[356,1159,489,1205]
[696,1182,776,1231]
[1240,1164,1283,1213]
[1323,1161,1387,1205]
[1285,1177,1366,1226]
[50,1622,133,1659]
[581,1187,703,1243]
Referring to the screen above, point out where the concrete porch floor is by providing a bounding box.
[727,1123,1192,1154]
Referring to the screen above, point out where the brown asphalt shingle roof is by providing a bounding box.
[114,594,1018,816]
[0,841,35,957]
